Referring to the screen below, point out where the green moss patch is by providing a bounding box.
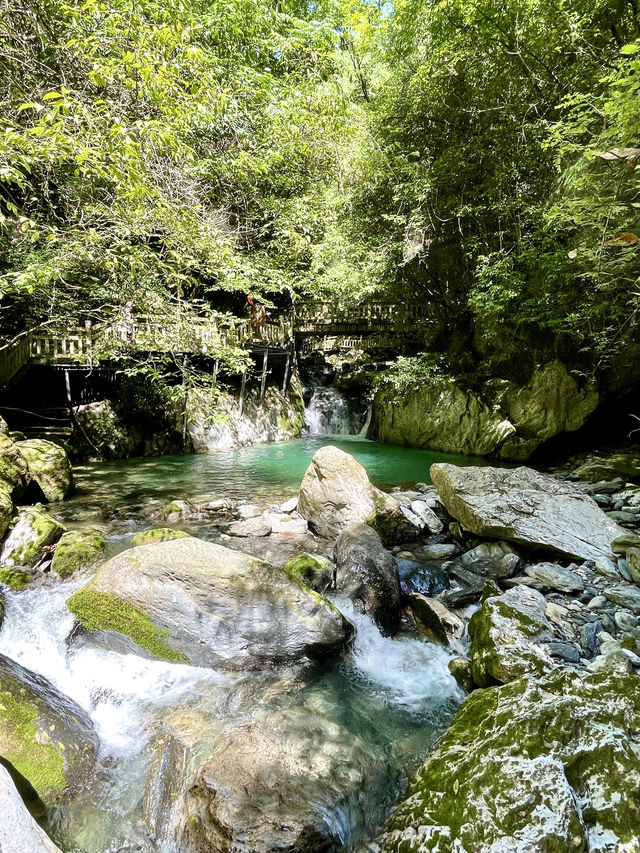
[130,528,190,547]
[283,553,333,593]
[51,528,106,578]
[0,568,31,591]
[0,689,66,797]
[67,586,188,664]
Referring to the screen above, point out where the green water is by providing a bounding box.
[60,436,484,527]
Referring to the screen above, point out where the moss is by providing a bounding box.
[51,528,106,578]
[163,502,184,515]
[131,528,191,547]
[620,635,639,653]
[0,568,31,591]
[4,508,65,566]
[0,689,66,797]
[67,585,188,664]
[283,553,333,592]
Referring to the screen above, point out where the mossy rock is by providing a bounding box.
[131,528,191,547]
[16,439,74,502]
[282,553,334,593]
[0,653,97,804]
[382,668,640,852]
[0,568,32,591]
[0,506,65,567]
[0,433,28,497]
[67,584,187,664]
[51,528,106,579]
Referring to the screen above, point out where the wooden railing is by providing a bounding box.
[0,302,427,383]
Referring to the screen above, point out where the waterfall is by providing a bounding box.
[304,386,366,436]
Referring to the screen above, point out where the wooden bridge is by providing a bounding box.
[0,301,427,386]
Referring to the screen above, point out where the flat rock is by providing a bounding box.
[458,540,521,579]
[263,512,308,535]
[67,537,350,669]
[525,562,585,594]
[431,463,624,560]
[604,585,640,615]
[298,446,415,543]
[612,532,640,553]
[409,594,463,646]
[226,516,272,537]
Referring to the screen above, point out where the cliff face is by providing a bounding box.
[369,361,600,461]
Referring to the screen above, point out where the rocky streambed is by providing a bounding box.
[0,420,639,852]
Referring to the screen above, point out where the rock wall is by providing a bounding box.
[369,360,599,461]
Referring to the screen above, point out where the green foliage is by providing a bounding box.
[372,353,448,400]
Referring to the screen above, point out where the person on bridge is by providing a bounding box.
[247,296,265,340]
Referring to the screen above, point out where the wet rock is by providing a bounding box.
[162,499,193,518]
[237,503,262,519]
[398,558,449,597]
[431,463,625,561]
[50,527,106,578]
[334,523,400,635]
[0,764,63,853]
[175,707,388,853]
[130,528,190,547]
[0,506,65,567]
[381,668,640,853]
[409,500,443,533]
[283,553,334,594]
[143,733,189,846]
[525,562,585,594]
[66,537,350,669]
[263,512,309,535]
[0,653,97,804]
[458,540,521,580]
[298,446,415,544]
[226,516,273,537]
[575,453,640,482]
[16,439,73,502]
[447,657,474,692]
[469,585,554,686]
[409,594,463,647]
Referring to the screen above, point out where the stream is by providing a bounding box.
[0,436,480,852]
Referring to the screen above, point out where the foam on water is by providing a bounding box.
[0,583,229,757]
[338,599,463,713]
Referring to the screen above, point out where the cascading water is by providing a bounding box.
[304,386,367,435]
[0,574,462,852]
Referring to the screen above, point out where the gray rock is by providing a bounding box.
[579,621,601,657]
[587,595,607,610]
[615,610,638,631]
[430,463,625,561]
[67,537,350,669]
[298,446,415,544]
[143,733,189,846]
[409,594,463,646]
[618,558,633,582]
[604,585,640,614]
[543,640,581,663]
[263,512,309,535]
[381,668,640,853]
[419,543,458,560]
[525,562,585,594]
[594,554,620,579]
[458,540,521,580]
[175,707,388,853]
[334,523,400,634]
[409,500,444,533]
[0,764,63,853]
[469,585,554,686]
[236,504,262,519]
[227,516,273,537]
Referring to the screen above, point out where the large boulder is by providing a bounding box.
[0,653,97,804]
[334,523,401,634]
[382,667,640,853]
[174,707,387,853]
[0,432,28,539]
[15,439,73,502]
[298,446,415,543]
[66,537,350,669]
[431,463,625,561]
[0,506,65,567]
[0,764,63,853]
[469,585,554,687]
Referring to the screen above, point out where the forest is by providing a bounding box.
[1,0,638,388]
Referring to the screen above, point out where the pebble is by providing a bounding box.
[593,555,619,579]
[587,595,607,610]
[545,602,569,624]
[544,641,581,664]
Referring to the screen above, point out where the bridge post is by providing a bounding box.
[238,369,247,415]
[259,350,269,408]
[282,341,293,395]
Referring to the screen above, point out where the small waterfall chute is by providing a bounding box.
[304,386,366,436]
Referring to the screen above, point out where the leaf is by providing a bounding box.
[603,233,639,247]
[594,148,640,164]
[453,779,459,794]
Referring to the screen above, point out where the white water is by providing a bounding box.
[304,386,365,435]
[337,599,463,713]
[0,583,229,758]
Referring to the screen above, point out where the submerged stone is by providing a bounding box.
[130,528,190,547]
